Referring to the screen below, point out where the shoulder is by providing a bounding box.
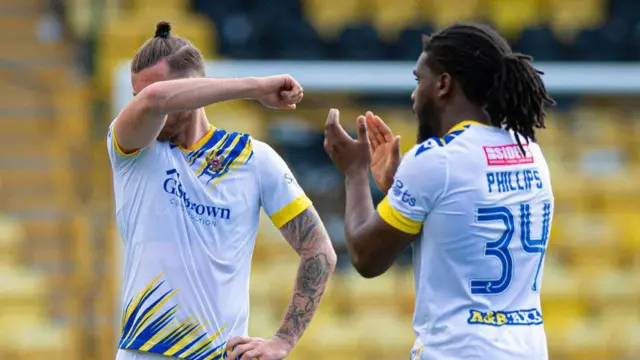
[249,139,284,165]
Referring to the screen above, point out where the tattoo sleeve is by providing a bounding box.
[274,206,336,348]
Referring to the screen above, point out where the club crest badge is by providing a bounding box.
[205,153,225,172]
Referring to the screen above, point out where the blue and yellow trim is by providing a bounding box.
[415,120,486,157]
[119,273,228,360]
[270,195,313,229]
[179,125,215,153]
[207,133,254,189]
[111,125,141,157]
[377,197,422,235]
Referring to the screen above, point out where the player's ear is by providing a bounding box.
[436,72,452,99]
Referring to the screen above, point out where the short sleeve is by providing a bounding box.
[106,118,145,172]
[254,141,312,228]
[377,141,448,235]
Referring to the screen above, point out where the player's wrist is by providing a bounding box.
[272,333,295,353]
[344,167,369,181]
[240,77,265,100]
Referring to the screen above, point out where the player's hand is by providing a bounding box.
[323,108,371,177]
[226,336,291,360]
[255,75,304,110]
[365,111,401,193]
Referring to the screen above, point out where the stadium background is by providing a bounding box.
[1,0,640,359]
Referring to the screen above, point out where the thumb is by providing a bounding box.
[357,116,369,144]
[392,135,401,159]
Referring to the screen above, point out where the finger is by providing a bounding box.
[228,342,255,360]
[356,116,369,145]
[392,135,401,160]
[240,349,261,360]
[226,336,251,352]
[373,115,394,142]
[360,115,379,148]
[323,137,332,155]
[325,108,352,142]
[288,75,302,91]
[366,113,385,147]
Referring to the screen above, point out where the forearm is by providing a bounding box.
[344,169,376,250]
[147,77,262,114]
[274,247,334,347]
[275,208,336,348]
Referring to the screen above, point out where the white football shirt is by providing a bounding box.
[377,121,553,360]
[107,120,311,360]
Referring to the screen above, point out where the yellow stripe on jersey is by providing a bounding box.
[270,195,313,229]
[119,273,228,360]
[377,197,423,235]
[209,137,253,189]
[194,133,230,177]
[112,126,141,157]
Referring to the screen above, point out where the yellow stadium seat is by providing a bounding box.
[248,303,280,338]
[128,0,190,13]
[0,322,72,360]
[299,314,362,359]
[0,265,48,325]
[384,113,419,155]
[545,0,606,38]
[484,0,542,40]
[540,297,586,341]
[562,319,617,359]
[354,312,414,358]
[0,218,25,265]
[97,12,216,96]
[367,0,421,40]
[205,101,266,138]
[342,268,402,313]
[422,0,483,29]
[303,0,364,39]
[607,211,640,251]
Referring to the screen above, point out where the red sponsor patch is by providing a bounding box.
[483,144,534,166]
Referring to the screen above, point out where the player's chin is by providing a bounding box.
[156,132,175,142]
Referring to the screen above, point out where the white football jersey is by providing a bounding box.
[377,121,553,360]
[107,120,311,360]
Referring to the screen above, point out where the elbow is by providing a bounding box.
[348,246,385,279]
[325,246,338,274]
[140,83,170,114]
[351,258,385,279]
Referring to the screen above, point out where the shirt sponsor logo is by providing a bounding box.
[162,169,231,226]
[467,308,543,327]
[483,144,534,166]
[391,179,416,207]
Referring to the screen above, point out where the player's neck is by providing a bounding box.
[173,109,211,149]
[440,107,489,136]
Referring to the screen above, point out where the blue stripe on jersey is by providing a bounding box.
[415,120,481,157]
[187,129,227,166]
[118,274,228,360]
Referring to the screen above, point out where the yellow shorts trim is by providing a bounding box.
[269,195,313,229]
[377,197,422,235]
[112,127,141,157]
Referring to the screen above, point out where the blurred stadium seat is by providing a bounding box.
[547,0,606,38]
[303,0,364,39]
[485,0,542,40]
[367,0,421,41]
[424,0,483,30]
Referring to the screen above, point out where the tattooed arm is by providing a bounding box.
[274,206,337,349]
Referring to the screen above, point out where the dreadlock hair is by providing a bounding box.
[422,23,555,149]
[131,21,205,77]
